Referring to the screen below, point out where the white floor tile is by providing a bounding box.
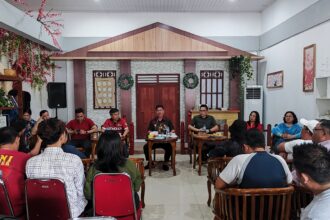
[131,154,213,220]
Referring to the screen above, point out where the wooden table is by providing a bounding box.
[192,133,227,176]
[147,136,178,176]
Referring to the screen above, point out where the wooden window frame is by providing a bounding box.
[200,70,224,109]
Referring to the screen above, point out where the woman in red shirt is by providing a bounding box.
[246,111,263,132]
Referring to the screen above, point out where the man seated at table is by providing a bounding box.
[66,108,98,157]
[215,129,292,189]
[188,104,219,160]
[101,108,129,157]
[0,127,31,218]
[144,105,175,171]
[293,143,330,219]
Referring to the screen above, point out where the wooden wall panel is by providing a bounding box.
[119,60,132,123]
[73,60,87,113]
[89,27,226,53]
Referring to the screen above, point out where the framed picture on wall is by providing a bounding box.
[267,71,283,88]
[303,44,316,92]
[93,70,116,109]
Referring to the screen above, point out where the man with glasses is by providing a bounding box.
[312,119,330,150]
[66,108,98,157]
[188,104,219,161]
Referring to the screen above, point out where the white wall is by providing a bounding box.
[261,0,319,33]
[61,12,261,37]
[260,20,330,126]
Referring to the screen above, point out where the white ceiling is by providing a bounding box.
[7,0,276,13]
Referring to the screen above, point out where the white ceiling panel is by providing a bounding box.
[6,0,276,13]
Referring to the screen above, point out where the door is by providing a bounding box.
[136,74,180,139]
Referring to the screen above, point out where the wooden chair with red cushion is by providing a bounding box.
[207,156,233,207]
[0,178,14,217]
[214,186,294,220]
[93,173,142,220]
[25,178,71,220]
[129,158,146,208]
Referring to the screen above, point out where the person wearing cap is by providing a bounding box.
[312,119,330,151]
[277,118,318,155]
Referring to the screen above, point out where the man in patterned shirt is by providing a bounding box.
[26,118,87,217]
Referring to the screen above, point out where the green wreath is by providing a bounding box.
[183,73,199,89]
[118,74,134,90]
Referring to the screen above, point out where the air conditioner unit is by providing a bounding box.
[244,85,263,122]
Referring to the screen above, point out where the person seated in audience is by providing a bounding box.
[26,118,87,218]
[215,129,292,189]
[0,127,31,218]
[31,109,50,136]
[22,108,36,140]
[84,131,142,209]
[312,119,330,150]
[208,119,246,158]
[293,143,330,219]
[271,111,302,152]
[143,104,175,171]
[101,108,129,157]
[2,89,19,124]
[278,118,317,158]
[246,111,263,132]
[66,108,98,157]
[188,104,219,161]
[11,119,42,156]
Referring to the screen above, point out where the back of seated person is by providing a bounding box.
[84,131,142,210]
[208,119,246,158]
[215,129,292,189]
[26,118,87,218]
[0,126,31,218]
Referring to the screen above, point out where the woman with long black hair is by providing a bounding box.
[84,131,142,206]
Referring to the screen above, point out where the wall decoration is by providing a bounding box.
[267,71,283,88]
[93,70,116,109]
[118,74,134,90]
[183,72,199,89]
[303,44,316,92]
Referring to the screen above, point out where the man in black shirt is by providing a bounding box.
[188,104,219,160]
[188,104,218,133]
[144,105,175,171]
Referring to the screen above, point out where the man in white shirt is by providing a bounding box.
[312,119,330,151]
[215,129,292,189]
[26,118,87,217]
[293,143,330,220]
[278,118,318,156]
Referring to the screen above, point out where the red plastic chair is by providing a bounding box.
[93,173,141,220]
[25,178,71,220]
[0,178,14,217]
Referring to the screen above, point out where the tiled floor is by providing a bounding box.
[131,154,214,220]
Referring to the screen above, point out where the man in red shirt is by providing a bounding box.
[66,108,98,156]
[101,108,129,157]
[0,126,31,218]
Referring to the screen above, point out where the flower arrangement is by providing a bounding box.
[0,28,58,90]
